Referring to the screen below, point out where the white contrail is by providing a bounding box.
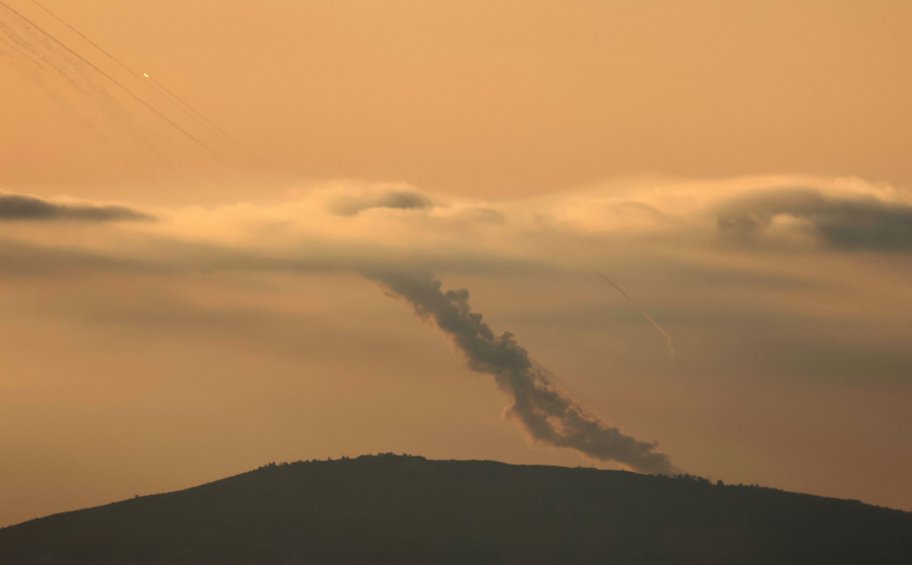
[585,264,678,371]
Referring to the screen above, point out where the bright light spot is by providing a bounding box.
[143,73,150,78]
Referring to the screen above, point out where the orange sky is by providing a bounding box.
[1,1,911,525]
[3,0,912,199]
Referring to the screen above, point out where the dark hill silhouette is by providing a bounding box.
[1,454,909,564]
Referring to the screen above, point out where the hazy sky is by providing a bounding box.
[1,1,911,525]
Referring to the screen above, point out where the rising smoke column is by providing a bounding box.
[368,269,677,475]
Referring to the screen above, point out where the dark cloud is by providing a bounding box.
[367,269,677,475]
[0,239,165,277]
[717,188,912,250]
[0,194,154,222]
[331,190,434,216]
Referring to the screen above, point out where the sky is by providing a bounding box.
[1,0,911,525]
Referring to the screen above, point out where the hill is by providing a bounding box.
[0,454,909,564]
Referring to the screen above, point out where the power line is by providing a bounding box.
[0,0,228,163]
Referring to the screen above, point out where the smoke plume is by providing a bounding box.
[368,269,677,475]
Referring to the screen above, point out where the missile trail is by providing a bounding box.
[24,0,143,80]
[585,264,678,371]
[0,19,52,72]
[0,0,227,163]
[143,73,267,167]
[24,0,265,166]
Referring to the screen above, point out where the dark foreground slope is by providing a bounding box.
[1,455,909,565]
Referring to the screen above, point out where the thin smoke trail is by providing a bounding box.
[1,17,112,102]
[584,264,678,371]
[0,19,110,138]
[24,0,143,79]
[368,269,677,475]
[24,0,265,167]
[13,0,159,112]
[9,0,141,100]
[0,13,174,165]
[1,19,51,71]
[144,73,268,167]
[0,0,228,164]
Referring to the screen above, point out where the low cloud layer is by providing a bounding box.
[0,193,154,222]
